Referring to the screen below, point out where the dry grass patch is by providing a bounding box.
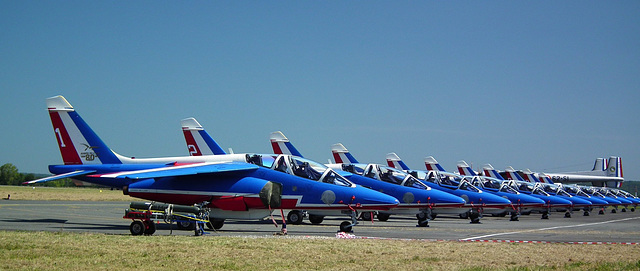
[0,185,134,201]
[1,231,639,270]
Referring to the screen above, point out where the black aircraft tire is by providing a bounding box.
[287,210,304,225]
[416,213,428,220]
[417,219,429,227]
[459,212,469,219]
[177,221,195,230]
[130,221,145,236]
[143,221,156,235]
[308,215,324,224]
[376,213,390,221]
[361,212,373,221]
[211,220,224,230]
[339,221,353,233]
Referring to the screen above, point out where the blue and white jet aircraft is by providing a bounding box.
[386,154,523,222]
[26,96,399,233]
[267,132,466,227]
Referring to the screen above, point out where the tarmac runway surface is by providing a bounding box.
[1,200,639,243]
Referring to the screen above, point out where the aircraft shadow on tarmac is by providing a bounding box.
[0,219,129,231]
[1,218,68,224]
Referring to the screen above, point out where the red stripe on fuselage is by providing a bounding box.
[49,111,82,165]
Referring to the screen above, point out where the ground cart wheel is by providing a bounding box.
[130,221,145,236]
[144,221,156,235]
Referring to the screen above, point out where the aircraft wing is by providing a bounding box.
[94,162,260,180]
[23,170,97,184]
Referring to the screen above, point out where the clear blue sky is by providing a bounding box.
[2,2,639,181]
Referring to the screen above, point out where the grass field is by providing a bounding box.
[0,185,134,201]
[1,231,639,270]
[2,185,639,270]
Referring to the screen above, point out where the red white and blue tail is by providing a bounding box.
[46,95,121,165]
[482,164,505,180]
[503,166,526,181]
[331,143,359,164]
[385,153,410,170]
[537,173,555,184]
[456,160,477,176]
[424,156,446,171]
[520,169,541,183]
[269,131,303,157]
[181,117,226,156]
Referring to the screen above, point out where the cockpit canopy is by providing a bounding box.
[536,183,571,197]
[510,180,550,196]
[345,163,431,190]
[577,185,607,198]
[247,154,354,187]
[421,171,481,192]
[470,176,519,194]
[560,185,590,197]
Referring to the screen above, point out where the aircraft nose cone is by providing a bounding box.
[354,188,399,210]
[425,189,466,206]
[478,192,512,206]
[585,197,608,206]
[548,196,573,206]
[616,197,633,205]
[567,196,592,207]
[517,194,546,206]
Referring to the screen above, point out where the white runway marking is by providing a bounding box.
[460,216,640,241]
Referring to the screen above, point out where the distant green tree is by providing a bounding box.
[0,163,20,185]
[20,173,35,184]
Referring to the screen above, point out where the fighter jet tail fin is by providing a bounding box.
[181,117,226,156]
[46,95,121,165]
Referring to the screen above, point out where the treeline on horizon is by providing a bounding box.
[0,163,74,187]
[1,163,639,194]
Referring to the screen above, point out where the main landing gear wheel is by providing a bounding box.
[583,211,590,216]
[622,208,627,212]
[598,209,605,215]
[469,212,481,224]
[417,219,429,227]
[416,212,429,221]
[308,215,324,224]
[287,210,304,225]
[376,213,390,221]
[611,208,617,213]
[361,212,373,221]
[177,221,195,230]
[541,212,549,219]
[129,221,145,236]
[207,219,224,230]
[564,212,572,218]
[631,207,636,212]
[339,221,353,233]
[509,212,520,221]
